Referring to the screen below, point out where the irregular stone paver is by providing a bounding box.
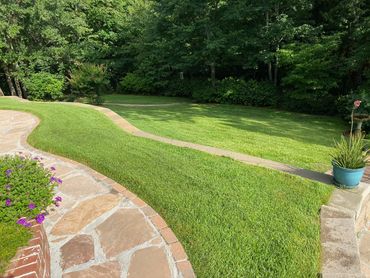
[59,174,110,198]
[0,109,193,278]
[60,235,94,270]
[128,247,171,278]
[51,194,120,236]
[97,209,155,258]
[63,261,121,278]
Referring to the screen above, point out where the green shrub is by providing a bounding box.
[189,80,217,102]
[69,63,111,105]
[0,155,62,226]
[164,79,192,97]
[23,72,64,101]
[218,78,278,107]
[119,73,153,94]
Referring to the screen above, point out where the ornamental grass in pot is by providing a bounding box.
[331,100,369,188]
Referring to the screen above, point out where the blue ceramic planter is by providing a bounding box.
[332,162,365,188]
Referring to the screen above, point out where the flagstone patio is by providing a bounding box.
[0,110,194,278]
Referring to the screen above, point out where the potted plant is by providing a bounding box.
[331,100,369,188]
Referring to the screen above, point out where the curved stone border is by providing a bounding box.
[320,182,370,277]
[5,222,50,278]
[0,109,195,278]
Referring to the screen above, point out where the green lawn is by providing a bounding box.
[104,94,345,172]
[103,94,191,104]
[0,98,332,277]
[0,223,31,274]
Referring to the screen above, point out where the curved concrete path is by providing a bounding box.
[0,110,194,278]
[104,102,186,107]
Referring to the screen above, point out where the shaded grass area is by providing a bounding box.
[103,94,191,104]
[0,98,332,277]
[104,94,345,172]
[0,223,31,274]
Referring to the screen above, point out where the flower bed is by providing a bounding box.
[0,154,62,276]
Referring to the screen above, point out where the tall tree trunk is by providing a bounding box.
[268,63,273,82]
[266,11,273,82]
[14,78,23,98]
[0,85,4,96]
[274,45,280,86]
[21,82,28,99]
[210,62,216,88]
[3,65,16,96]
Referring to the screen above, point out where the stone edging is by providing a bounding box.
[320,182,370,277]
[1,107,195,277]
[5,222,51,278]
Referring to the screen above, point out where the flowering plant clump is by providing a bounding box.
[0,154,62,227]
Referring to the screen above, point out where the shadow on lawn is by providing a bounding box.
[105,103,344,148]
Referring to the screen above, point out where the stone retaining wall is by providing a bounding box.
[320,182,370,277]
[5,222,50,278]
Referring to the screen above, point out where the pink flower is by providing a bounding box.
[354,100,362,109]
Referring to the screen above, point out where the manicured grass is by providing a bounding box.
[103,94,191,104]
[104,94,345,172]
[0,98,332,277]
[0,223,31,274]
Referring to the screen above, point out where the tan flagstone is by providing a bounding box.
[127,247,171,278]
[62,261,121,278]
[96,209,155,258]
[51,194,120,236]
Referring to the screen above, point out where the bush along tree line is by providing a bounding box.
[0,1,369,129]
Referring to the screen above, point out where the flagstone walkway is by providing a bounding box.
[0,110,194,278]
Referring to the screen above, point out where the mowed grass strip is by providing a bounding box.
[0,223,31,274]
[105,94,344,172]
[0,98,332,277]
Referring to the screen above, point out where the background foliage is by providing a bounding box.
[0,0,369,116]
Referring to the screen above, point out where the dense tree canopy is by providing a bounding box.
[0,0,369,116]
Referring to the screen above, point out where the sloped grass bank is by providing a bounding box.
[0,98,332,277]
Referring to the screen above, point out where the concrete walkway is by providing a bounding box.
[0,110,194,278]
[104,102,186,107]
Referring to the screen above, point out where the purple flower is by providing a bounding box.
[54,196,62,202]
[56,178,63,184]
[5,184,11,191]
[50,176,57,183]
[16,217,31,227]
[50,166,56,171]
[5,169,12,177]
[28,203,36,210]
[5,199,11,206]
[35,213,45,224]
[17,217,27,225]
[33,156,39,161]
